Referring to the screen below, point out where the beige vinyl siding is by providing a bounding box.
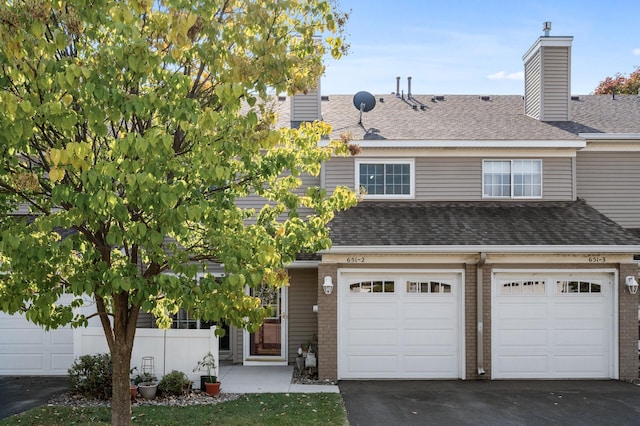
[234,172,321,218]
[287,269,318,362]
[291,90,321,122]
[540,47,570,121]
[524,48,542,119]
[576,151,640,228]
[541,157,573,200]
[415,158,480,200]
[324,157,355,194]
[325,156,573,201]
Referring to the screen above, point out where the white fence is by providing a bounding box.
[74,327,219,388]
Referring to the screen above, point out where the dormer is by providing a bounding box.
[522,22,573,122]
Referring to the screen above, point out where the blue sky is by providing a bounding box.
[321,0,640,96]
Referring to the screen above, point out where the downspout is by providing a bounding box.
[477,252,486,376]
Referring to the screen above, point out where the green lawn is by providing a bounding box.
[0,393,348,426]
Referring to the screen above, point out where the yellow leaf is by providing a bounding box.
[49,168,65,183]
[49,149,61,166]
[62,94,73,106]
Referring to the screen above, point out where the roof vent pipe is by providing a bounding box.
[396,76,401,97]
[543,21,551,37]
[407,76,412,99]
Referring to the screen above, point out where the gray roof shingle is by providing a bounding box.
[328,199,640,248]
[274,94,640,141]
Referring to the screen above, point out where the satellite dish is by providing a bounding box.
[353,91,376,125]
[353,91,376,113]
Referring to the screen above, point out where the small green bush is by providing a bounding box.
[68,353,113,400]
[158,370,191,396]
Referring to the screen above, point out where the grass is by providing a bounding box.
[0,393,348,426]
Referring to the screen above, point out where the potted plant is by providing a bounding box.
[134,371,158,399]
[193,352,220,396]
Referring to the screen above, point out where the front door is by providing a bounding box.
[243,285,287,365]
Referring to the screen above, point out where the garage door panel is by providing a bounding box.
[402,301,456,319]
[493,272,613,379]
[340,271,463,379]
[346,302,397,320]
[553,302,606,320]
[496,303,547,320]
[346,329,398,346]
[404,355,458,374]
[553,329,605,346]
[346,355,398,374]
[497,329,548,347]
[554,355,607,375]
[404,329,457,347]
[496,355,549,374]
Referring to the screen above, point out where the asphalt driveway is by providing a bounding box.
[0,376,68,420]
[339,380,640,426]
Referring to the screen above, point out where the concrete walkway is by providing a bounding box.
[218,364,339,394]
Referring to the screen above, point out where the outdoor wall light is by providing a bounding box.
[625,276,639,294]
[322,276,334,295]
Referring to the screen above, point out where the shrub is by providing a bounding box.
[68,353,113,400]
[158,370,191,396]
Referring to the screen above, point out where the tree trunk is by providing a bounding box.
[111,341,134,426]
[100,292,139,426]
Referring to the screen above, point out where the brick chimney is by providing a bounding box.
[522,23,573,121]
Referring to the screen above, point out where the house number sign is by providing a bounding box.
[587,256,606,263]
[346,256,366,263]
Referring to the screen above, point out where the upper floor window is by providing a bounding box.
[483,160,542,198]
[356,159,414,199]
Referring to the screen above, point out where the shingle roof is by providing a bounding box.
[328,199,640,248]
[273,94,640,141]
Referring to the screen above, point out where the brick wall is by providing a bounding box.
[618,263,639,380]
[317,263,338,381]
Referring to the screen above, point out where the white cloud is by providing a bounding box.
[487,71,524,80]
[633,48,640,56]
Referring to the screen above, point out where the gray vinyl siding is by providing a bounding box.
[325,156,573,201]
[291,91,321,123]
[524,49,542,119]
[540,47,571,121]
[576,151,640,228]
[287,269,318,363]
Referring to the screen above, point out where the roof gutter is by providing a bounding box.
[318,139,587,149]
[322,245,640,254]
[579,133,640,140]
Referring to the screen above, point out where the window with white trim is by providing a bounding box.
[483,160,542,198]
[356,159,414,198]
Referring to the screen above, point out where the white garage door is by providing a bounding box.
[0,311,74,376]
[492,271,615,379]
[338,271,463,379]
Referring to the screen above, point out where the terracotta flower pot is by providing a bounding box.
[204,381,221,397]
[130,385,138,399]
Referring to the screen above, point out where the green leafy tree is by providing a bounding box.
[594,66,640,94]
[0,1,355,424]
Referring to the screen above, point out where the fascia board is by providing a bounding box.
[322,245,640,254]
